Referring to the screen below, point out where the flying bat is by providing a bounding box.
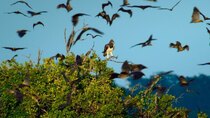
[110,13,120,25]
[158,0,182,11]
[73,27,104,45]
[33,21,44,29]
[128,5,160,10]
[102,1,113,11]
[6,11,29,17]
[118,7,132,17]
[57,0,73,12]
[17,29,29,38]
[191,7,203,23]
[130,35,157,48]
[11,0,33,9]
[72,13,90,27]
[170,41,189,52]
[86,33,102,38]
[198,62,210,66]
[2,47,26,51]
[27,10,47,17]
[178,75,195,87]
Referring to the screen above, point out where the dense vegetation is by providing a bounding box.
[0,51,208,118]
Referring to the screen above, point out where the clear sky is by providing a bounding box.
[0,0,210,78]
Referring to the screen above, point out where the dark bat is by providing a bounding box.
[3,47,26,51]
[110,13,120,25]
[118,7,132,17]
[66,30,75,53]
[207,23,210,25]
[199,10,210,21]
[86,33,102,38]
[11,0,33,9]
[158,0,182,11]
[72,13,90,27]
[130,35,157,48]
[17,29,29,38]
[33,21,44,29]
[76,55,82,66]
[128,5,160,10]
[6,54,18,63]
[170,41,189,52]
[146,0,157,2]
[74,27,104,45]
[6,11,29,17]
[198,62,210,66]
[129,64,147,72]
[27,10,47,17]
[130,71,145,80]
[102,1,112,11]
[57,0,72,12]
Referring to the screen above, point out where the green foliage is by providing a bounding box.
[0,52,208,117]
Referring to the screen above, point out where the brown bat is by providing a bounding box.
[57,0,72,12]
[191,7,203,23]
[102,1,113,11]
[130,35,157,48]
[3,47,26,51]
[72,13,90,27]
[17,29,29,38]
[103,39,115,58]
[6,11,29,17]
[118,7,132,17]
[178,75,195,87]
[27,10,47,17]
[128,5,160,10]
[129,64,147,72]
[73,27,104,45]
[11,0,33,9]
[96,11,111,25]
[170,41,189,52]
[33,21,44,29]
[121,0,130,6]
[158,0,182,11]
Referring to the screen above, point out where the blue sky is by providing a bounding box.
[0,0,210,78]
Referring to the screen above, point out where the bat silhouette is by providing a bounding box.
[73,27,104,45]
[3,47,26,51]
[198,62,210,66]
[191,7,203,23]
[33,21,44,29]
[27,10,47,17]
[6,11,29,17]
[72,13,90,27]
[57,0,73,12]
[11,0,33,9]
[158,0,182,11]
[128,5,160,10]
[110,13,120,25]
[17,29,29,38]
[86,33,102,38]
[130,35,157,48]
[66,30,75,53]
[102,1,113,11]
[6,54,18,63]
[118,7,132,17]
[199,10,210,21]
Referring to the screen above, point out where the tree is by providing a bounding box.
[0,51,207,117]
